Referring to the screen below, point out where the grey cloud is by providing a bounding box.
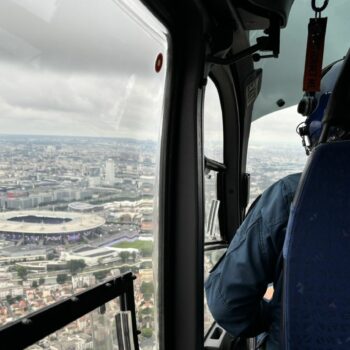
[108,78,165,136]
[250,105,305,145]
[203,78,223,143]
[0,61,166,140]
[0,0,166,75]
[0,0,167,140]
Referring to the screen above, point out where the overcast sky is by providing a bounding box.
[0,0,349,143]
[250,104,305,147]
[0,0,167,140]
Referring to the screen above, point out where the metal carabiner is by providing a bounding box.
[312,0,329,13]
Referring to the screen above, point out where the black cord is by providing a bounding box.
[295,122,305,135]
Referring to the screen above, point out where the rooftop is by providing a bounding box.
[0,210,105,235]
[68,202,99,211]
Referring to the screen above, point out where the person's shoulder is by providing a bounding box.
[261,173,301,197]
[278,173,301,193]
[258,173,301,208]
[247,173,302,222]
[267,173,301,206]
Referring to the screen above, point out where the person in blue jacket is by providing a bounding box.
[205,59,344,349]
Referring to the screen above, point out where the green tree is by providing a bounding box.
[140,307,153,315]
[140,282,154,295]
[119,251,130,263]
[66,260,86,275]
[141,328,153,338]
[93,270,108,282]
[16,266,28,280]
[32,281,38,288]
[47,253,55,260]
[56,273,68,284]
[6,295,13,304]
[39,277,45,285]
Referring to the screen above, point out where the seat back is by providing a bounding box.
[283,141,350,349]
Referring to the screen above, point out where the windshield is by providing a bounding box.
[252,0,350,121]
[246,0,350,206]
[0,1,168,349]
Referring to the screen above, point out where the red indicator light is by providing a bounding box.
[155,53,163,73]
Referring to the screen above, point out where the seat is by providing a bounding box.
[283,140,350,349]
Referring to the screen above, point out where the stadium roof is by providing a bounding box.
[0,211,105,235]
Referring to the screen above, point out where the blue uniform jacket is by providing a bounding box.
[205,173,301,349]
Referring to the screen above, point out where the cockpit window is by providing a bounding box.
[203,79,224,242]
[252,1,350,122]
[0,1,168,349]
[247,105,306,205]
[248,1,350,204]
[203,78,226,334]
[204,79,224,163]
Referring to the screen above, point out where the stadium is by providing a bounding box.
[0,211,105,245]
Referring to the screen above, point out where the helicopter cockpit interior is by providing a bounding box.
[0,0,349,349]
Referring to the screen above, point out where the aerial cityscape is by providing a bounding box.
[0,132,307,348]
[247,142,306,203]
[0,134,157,349]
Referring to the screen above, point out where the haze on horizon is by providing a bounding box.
[3,0,347,146]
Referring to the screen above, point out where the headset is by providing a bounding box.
[297,58,345,155]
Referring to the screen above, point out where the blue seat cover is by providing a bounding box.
[283,141,350,349]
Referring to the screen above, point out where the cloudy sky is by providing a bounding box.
[0,0,349,143]
[250,104,305,146]
[0,0,167,140]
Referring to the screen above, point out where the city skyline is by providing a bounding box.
[0,134,158,349]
